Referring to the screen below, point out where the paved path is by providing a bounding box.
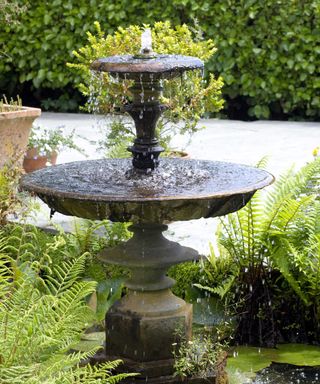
[29,113,319,254]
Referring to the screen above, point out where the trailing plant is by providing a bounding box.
[0,159,32,226]
[0,244,135,383]
[198,157,320,346]
[68,21,223,153]
[27,124,86,158]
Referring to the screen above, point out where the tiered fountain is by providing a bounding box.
[21,30,274,383]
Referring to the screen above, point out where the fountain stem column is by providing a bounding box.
[126,77,165,171]
[99,223,199,377]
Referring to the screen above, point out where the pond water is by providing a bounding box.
[254,363,320,384]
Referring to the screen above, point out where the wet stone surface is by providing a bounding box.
[90,54,204,79]
[20,159,273,223]
[21,158,273,201]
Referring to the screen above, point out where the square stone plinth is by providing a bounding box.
[106,302,192,364]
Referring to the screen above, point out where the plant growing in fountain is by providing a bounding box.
[68,21,224,154]
[173,329,226,381]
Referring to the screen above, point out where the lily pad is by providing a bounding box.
[276,344,320,366]
[227,346,278,373]
[227,344,320,382]
[255,363,320,384]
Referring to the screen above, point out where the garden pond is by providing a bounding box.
[192,296,320,383]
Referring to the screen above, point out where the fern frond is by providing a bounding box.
[45,253,88,296]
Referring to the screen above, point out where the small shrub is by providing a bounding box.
[168,261,203,300]
[28,124,86,157]
[68,21,223,152]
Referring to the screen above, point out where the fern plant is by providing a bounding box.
[274,201,320,340]
[198,157,320,346]
[2,221,129,324]
[0,238,135,383]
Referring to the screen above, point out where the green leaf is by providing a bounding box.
[227,344,320,376]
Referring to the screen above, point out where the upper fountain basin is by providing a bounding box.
[21,158,274,223]
[90,54,204,80]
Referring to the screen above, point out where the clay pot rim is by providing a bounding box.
[0,105,41,120]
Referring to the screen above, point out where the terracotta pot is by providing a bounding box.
[0,105,41,168]
[164,150,190,159]
[23,148,57,173]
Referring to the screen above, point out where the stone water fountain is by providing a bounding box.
[21,30,274,383]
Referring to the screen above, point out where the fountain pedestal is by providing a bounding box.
[99,224,198,377]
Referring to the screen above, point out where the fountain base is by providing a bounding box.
[97,223,202,379]
[91,350,228,383]
[106,289,192,364]
[99,223,199,365]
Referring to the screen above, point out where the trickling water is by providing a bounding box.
[87,71,103,114]
[140,28,152,53]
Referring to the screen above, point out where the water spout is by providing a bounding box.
[140,28,152,54]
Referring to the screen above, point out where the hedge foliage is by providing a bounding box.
[1,0,319,119]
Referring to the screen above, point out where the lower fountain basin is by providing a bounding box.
[20,158,274,223]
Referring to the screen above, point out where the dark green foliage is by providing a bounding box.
[1,1,319,119]
[168,253,237,302]
[204,0,320,119]
[4,219,131,324]
[168,261,202,300]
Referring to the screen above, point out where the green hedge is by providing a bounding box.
[1,0,319,118]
